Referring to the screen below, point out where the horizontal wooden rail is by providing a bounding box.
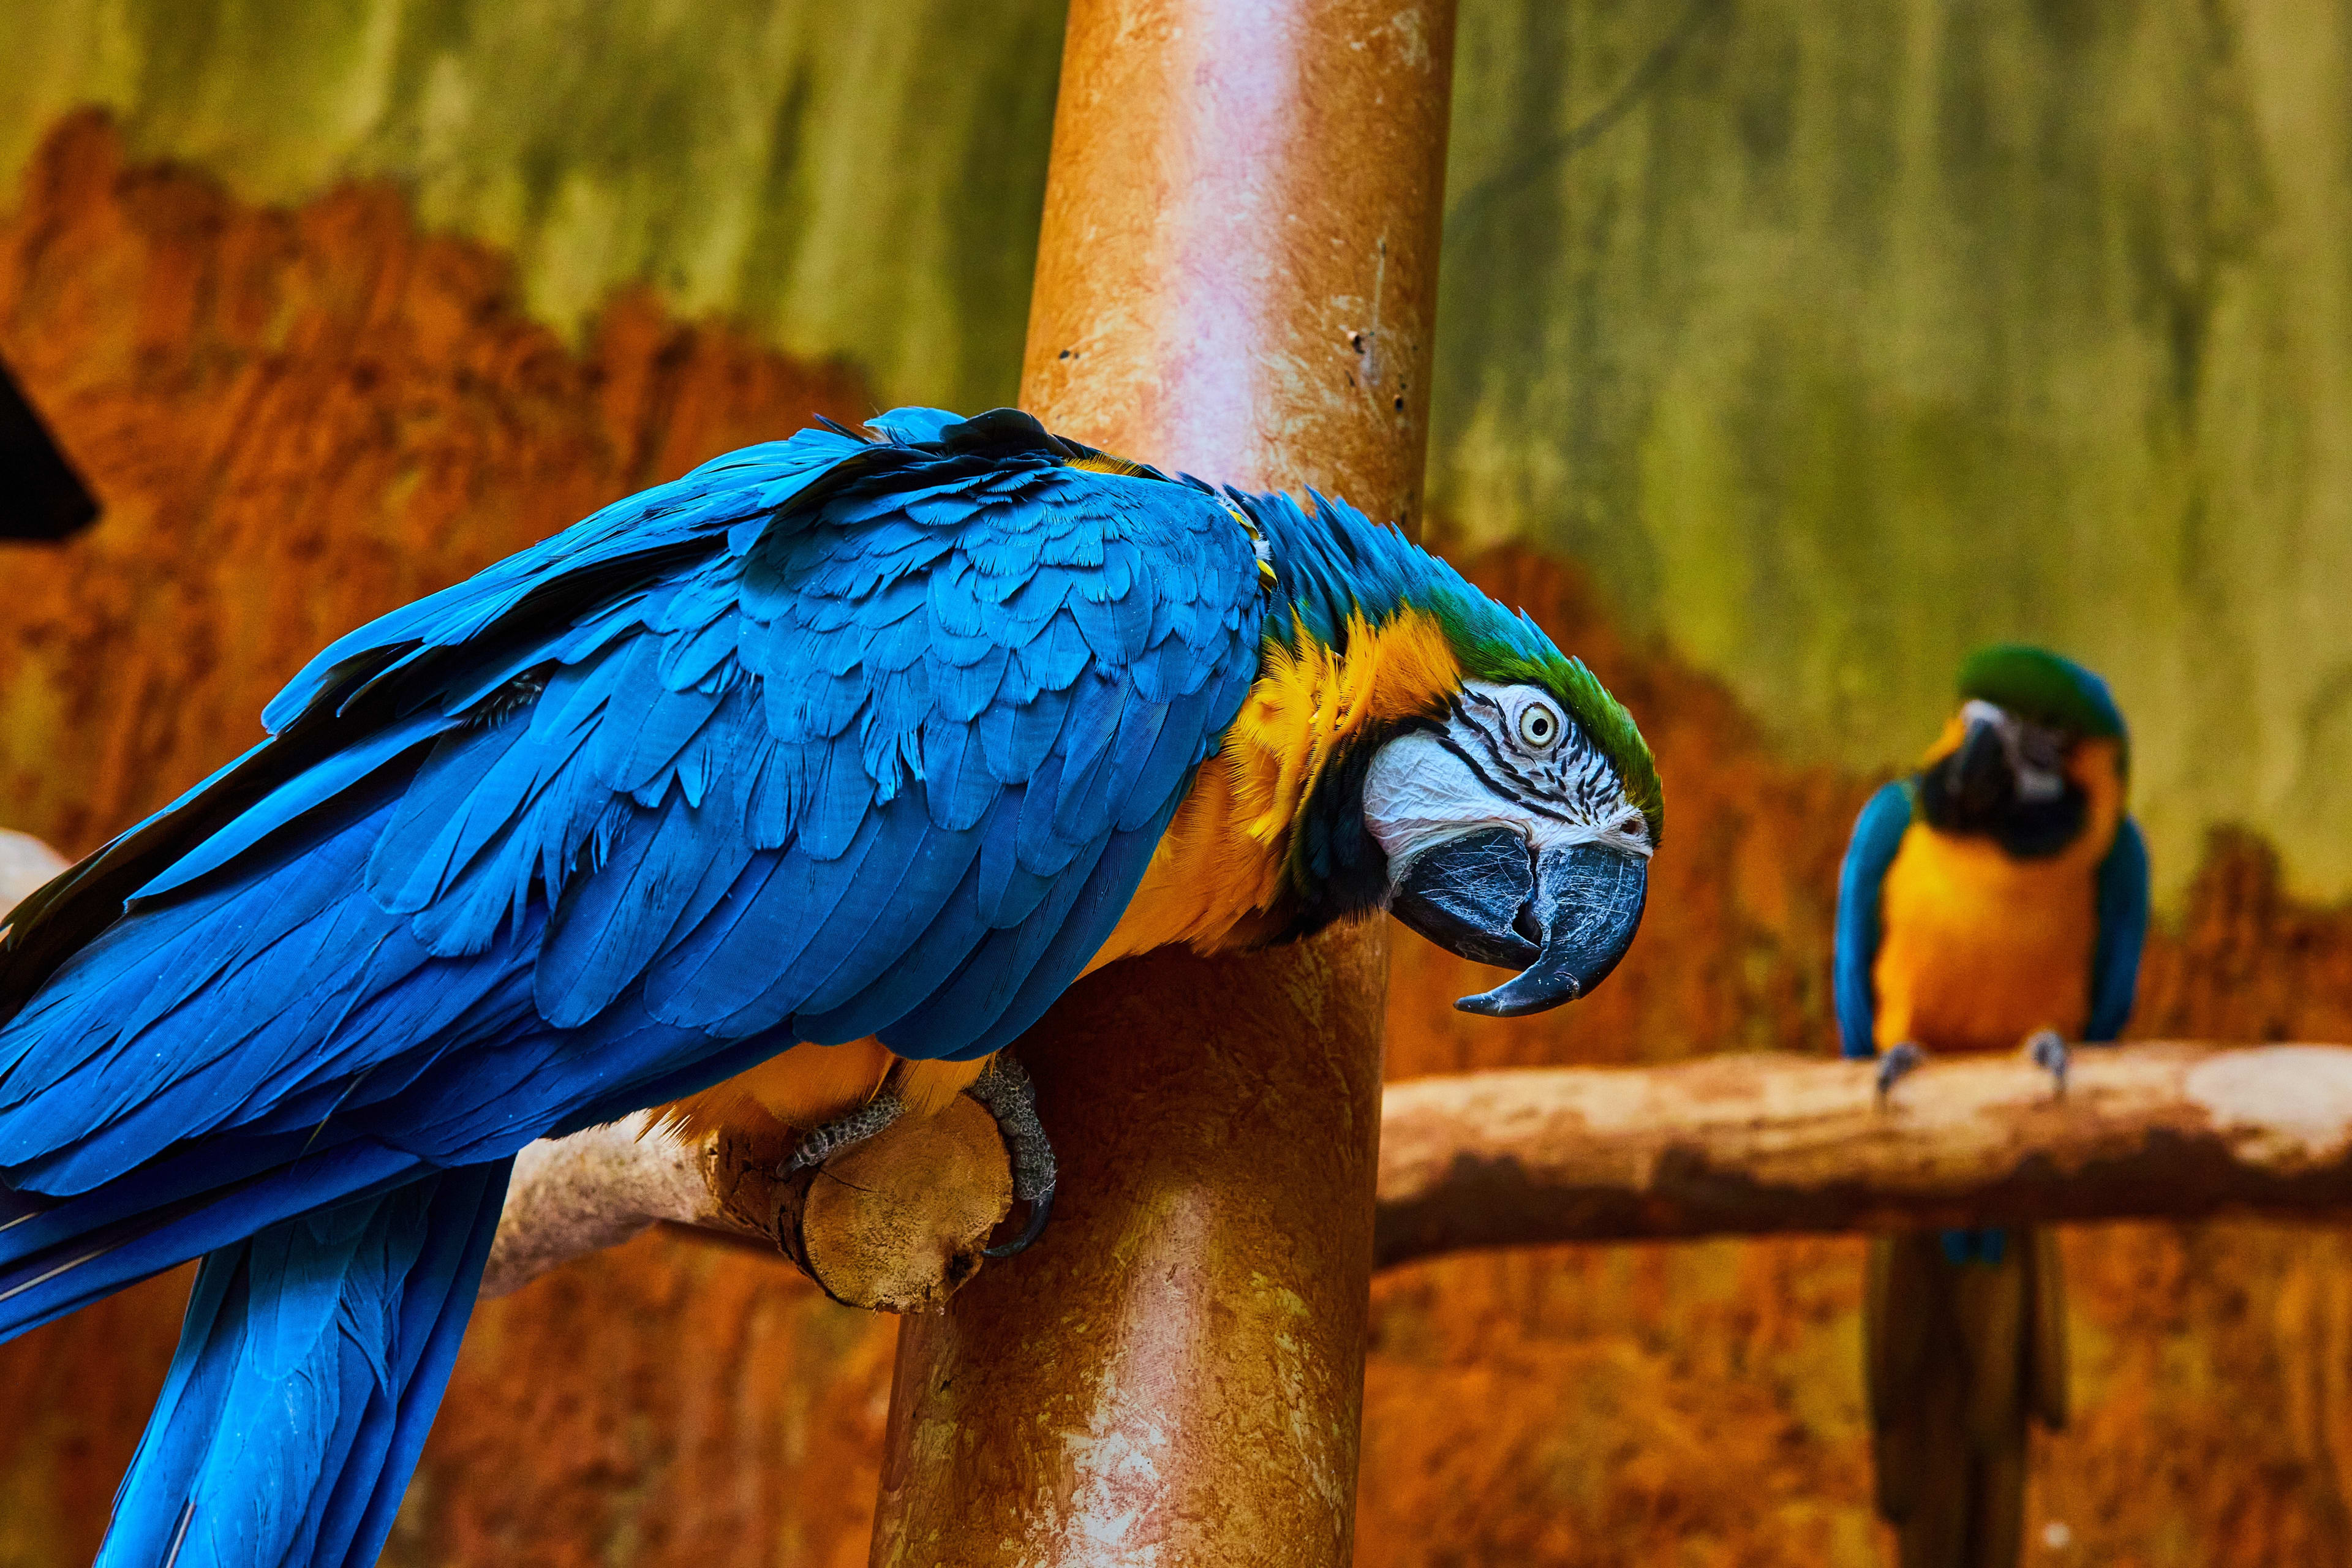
[483,1041,2352,1297]
[1373,1042,2352,1267]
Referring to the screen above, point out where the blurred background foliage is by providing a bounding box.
[1,1,2350,1564]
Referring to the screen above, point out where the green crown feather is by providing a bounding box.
[1231,488,1664,846]
[1958,643,2128,775]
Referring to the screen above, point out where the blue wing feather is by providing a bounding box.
[1,423,1257,1214]
[2086,815,2150,1042]
[0,409,1265,1566]
[1833,781,1914,1060]
[95,1162,510,1568]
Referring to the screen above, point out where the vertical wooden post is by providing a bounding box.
[869,1,1456,1562]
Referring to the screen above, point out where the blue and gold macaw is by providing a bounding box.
[0,407,1660,1567]
[1833,645,2149,1568]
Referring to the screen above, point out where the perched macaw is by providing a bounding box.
[1833,644,2148,1568]
[0,407,1660,1568]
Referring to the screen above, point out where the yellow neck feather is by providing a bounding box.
[1872,739,2128,1052]
[1082,605,1463,974]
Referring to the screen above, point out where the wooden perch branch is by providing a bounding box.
[481,1112,742,1296]
[482,1100,1010,1311]
[486,1041,2352,1296]
[1374,1043,2352,1268]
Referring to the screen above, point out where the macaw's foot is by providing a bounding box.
[1875,1040,1925,1104]
[965,1055,1057,1257]
[783,1094,905,1174]
[2024,1028,2070,1095]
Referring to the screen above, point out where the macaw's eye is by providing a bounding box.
[1517,701,1561,752]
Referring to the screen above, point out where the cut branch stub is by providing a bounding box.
[704,1096,1014,1314]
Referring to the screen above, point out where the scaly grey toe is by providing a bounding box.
[1875,1040,1926,1103]
[2024,1028,2070,1095]
[783,1093,906,1173]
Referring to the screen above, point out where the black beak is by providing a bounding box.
[1944,714,2011,821]
[1387,828,1649,1018]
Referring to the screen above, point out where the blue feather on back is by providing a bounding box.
[0,409,1270,1566]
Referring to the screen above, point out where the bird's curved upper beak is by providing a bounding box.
[1947,710,2011,817]
[1387,828,1649,1017]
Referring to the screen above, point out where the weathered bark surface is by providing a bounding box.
[875,935,1393,1565]
[483,1117,992,1306]
[755,1099,1011,1315]
[1375,1045,2352,1266]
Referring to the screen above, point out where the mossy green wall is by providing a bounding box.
[2,0,1063,415]
[6,0,2347,900]
[1433,0,2352,901]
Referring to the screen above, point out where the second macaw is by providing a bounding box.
[0,406,1659,1567]
[1833,644,2149,1568]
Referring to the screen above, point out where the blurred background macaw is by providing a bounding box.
[1833,646,2148,1568]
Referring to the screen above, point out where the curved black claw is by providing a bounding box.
[965,1055,1059,1257]
[2024,1028,2069,1096]
[985,1185,1056,1259]
[1875,1041,1925,1104]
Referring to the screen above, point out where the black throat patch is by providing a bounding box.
[1913,756,2088,859]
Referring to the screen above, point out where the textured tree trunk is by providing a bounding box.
[865,2,1457,1562]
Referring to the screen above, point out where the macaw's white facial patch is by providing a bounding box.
[1962,698,2068,804]
[1363,680,1651,880]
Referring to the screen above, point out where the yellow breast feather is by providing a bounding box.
[1871,738,2125,1054]
[1081,603,1461,973]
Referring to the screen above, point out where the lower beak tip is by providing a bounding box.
[1453,974,1585,1018]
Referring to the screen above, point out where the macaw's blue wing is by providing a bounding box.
[1833,780,1914,1060]
[0,405,1261,1290]
[2086,815,2150,1042]
[0,407,1262,1568]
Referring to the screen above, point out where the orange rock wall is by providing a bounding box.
[0,113,886,1568]
[3,116,2351,1568]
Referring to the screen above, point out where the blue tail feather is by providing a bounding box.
[97,1161,511,1568]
